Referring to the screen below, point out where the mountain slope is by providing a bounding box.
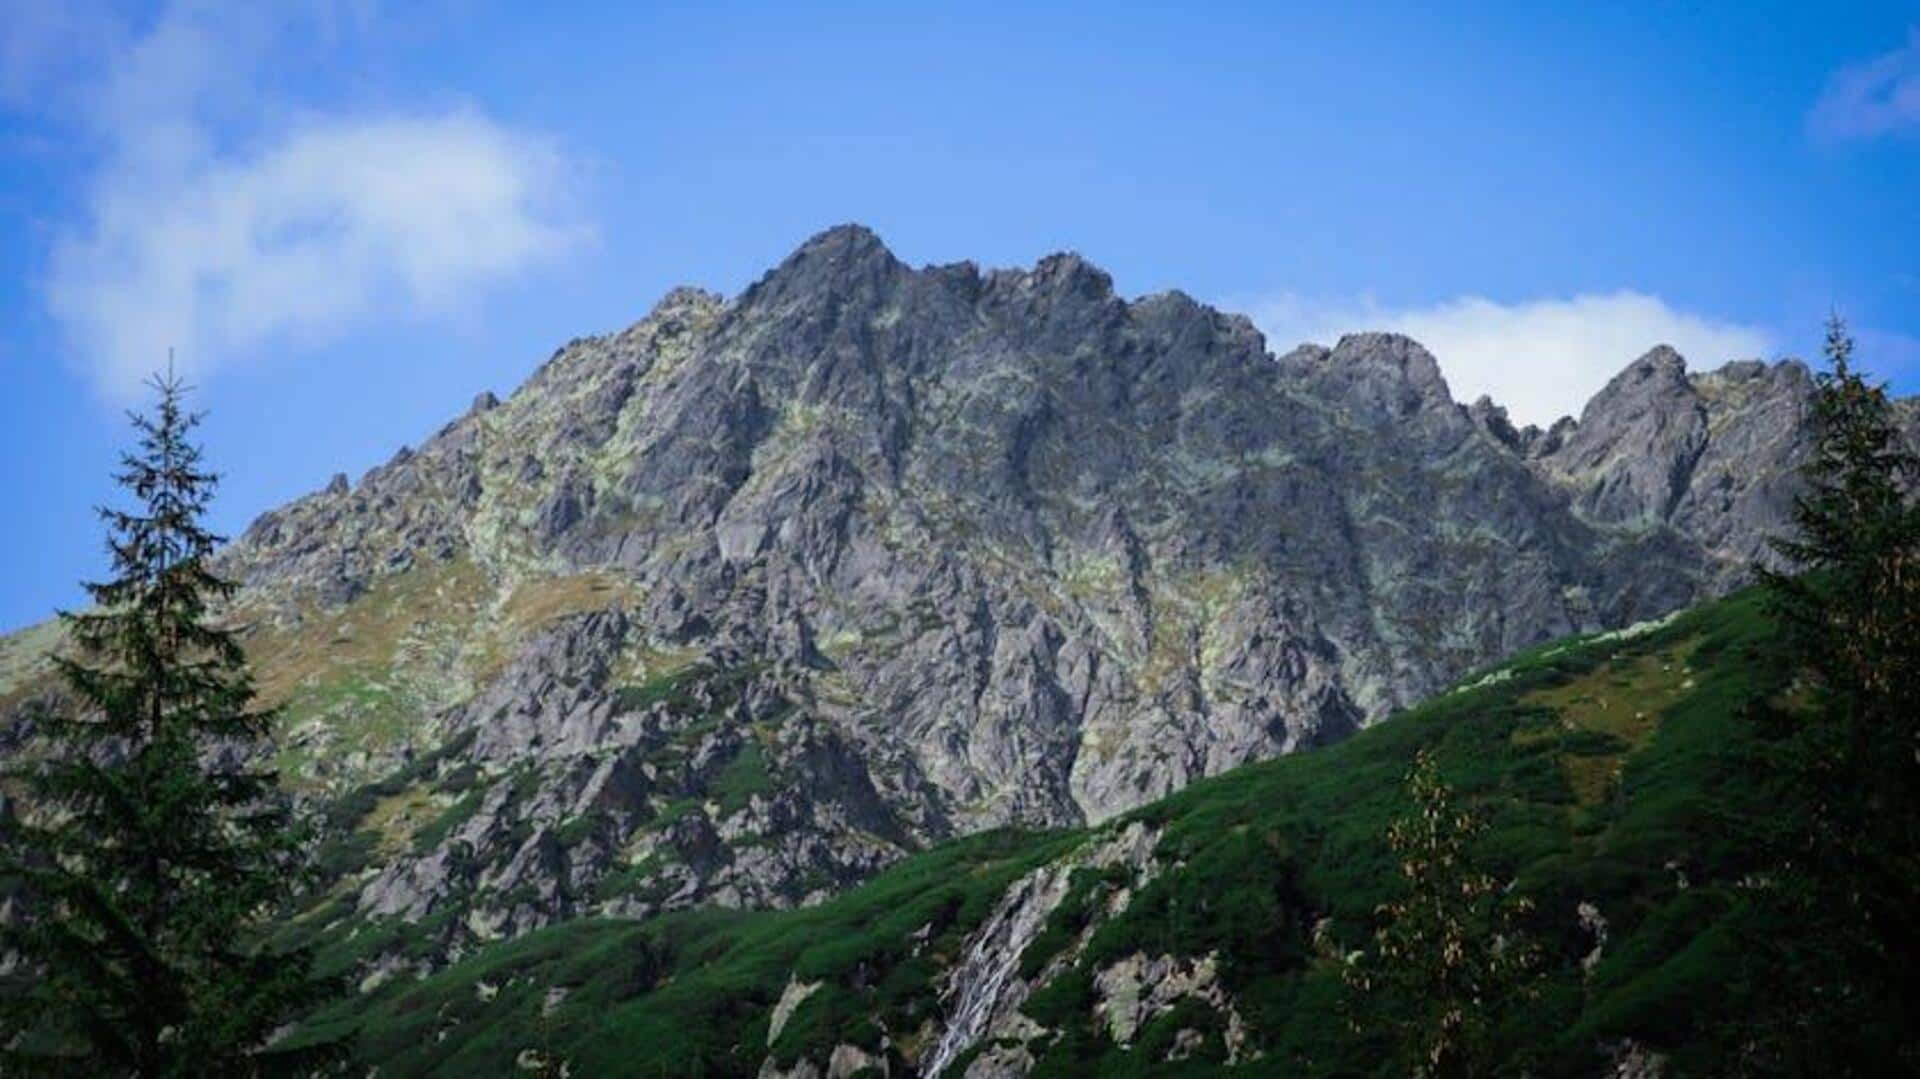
[2,225,1906,975]
[290,585,1799,1076]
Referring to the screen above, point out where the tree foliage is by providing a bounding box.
[1747,315,1920,1072]
[1763,315,1920,737]
[1345,748,1541,1077]
[0,373,332,1075]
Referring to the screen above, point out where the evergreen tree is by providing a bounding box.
[0,372,331,1075]
[1345,748,1540,1078]
[1763,314,1920,740]
[1744,316,1920,1072]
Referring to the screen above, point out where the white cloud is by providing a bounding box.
[24,2,586,400]
[49,112,584,398]
[1247,291,1776,427]
[1809,27,1920,141]
[1855,324,1920,382]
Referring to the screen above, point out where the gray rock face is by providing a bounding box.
[1531,348,1826,588]
[151,224,1916,964]
[1543,346,1712,527]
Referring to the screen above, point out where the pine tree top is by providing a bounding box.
[1,371,336,1074]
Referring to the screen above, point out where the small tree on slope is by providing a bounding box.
[0,373,331,1075]
[1748,315,1920,1071]
[1344,748,1541,1078]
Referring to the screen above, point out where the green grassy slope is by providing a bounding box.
[300,587,1807,1076]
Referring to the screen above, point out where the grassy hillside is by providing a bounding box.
[292,586,1811,1075]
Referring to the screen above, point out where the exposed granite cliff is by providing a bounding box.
[6,225,1912,971]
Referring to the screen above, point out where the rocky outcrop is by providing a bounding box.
[1091,952,1250,1062]
[1539,346,1712,528]
[922,823,1160,1076]
[11,224,1913,978]
[1532,350,1833,587]
[349,631,918,953]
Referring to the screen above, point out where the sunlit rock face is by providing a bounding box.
[31,223,1891,960]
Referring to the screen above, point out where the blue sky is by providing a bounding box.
[2,1,1917,630]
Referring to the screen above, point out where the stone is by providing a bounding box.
[11,224,1911,986]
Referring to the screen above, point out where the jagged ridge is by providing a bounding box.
[4,224,1912,985]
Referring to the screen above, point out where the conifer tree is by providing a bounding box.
[1345,748,1540,1078]
[1763,314,1920,744]
[0,372,330,1075]
[1749,315,1920,1070]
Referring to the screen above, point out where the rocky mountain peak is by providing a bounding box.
[797,221,895,260]
[721,227,912,370]
[646,285,729,323]
[63,226,1903,974]
[1282,332,1463,441]
[1334,332,1454,404]
[761,223,903,287]
[1693,356,1812,403]
[1631,342,1687,372]
[1025,251,1116,300]
[1532,349,1840,573]
[1580,344,1693,418]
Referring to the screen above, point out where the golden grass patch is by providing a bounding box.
[364,783,445,855]
[1517,638,1702,806]
[246,559,494,711]
[498,572,642,633]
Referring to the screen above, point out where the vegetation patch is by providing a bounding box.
[710,741,774,815]
[498,572,641,633]
[364,783,445,855]
[291,828,1076,1075]
[1515,637,1702,806]
[281,586,1850,1076]
[412,790,484,852]
[1017,864,1126,979]
[249,558,495,789]
[0,618,63,709]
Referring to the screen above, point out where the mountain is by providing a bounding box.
[0,225,1909,986]
[292,585,1798,1076]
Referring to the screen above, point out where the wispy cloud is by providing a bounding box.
[1246,291,1775,427]
[12,2,587,401]
[1808,26,1920,142]
[1856,324,1920,383]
